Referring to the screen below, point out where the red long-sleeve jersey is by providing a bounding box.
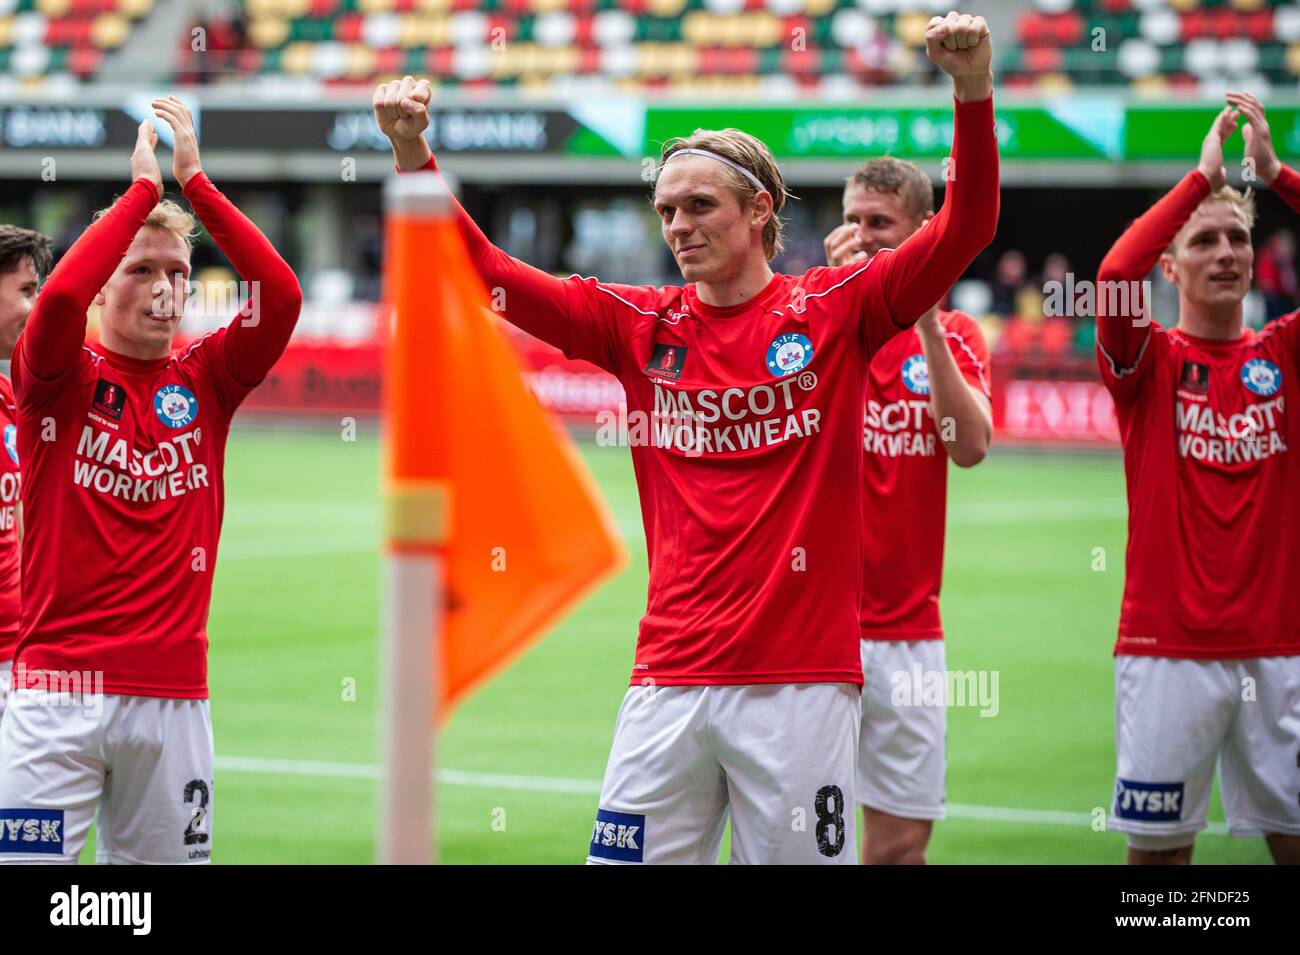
[0,374,20,663]
[414,96,999,685]
[859,311,991,640]
[11,173,302,697]
[1097,166,1300,659]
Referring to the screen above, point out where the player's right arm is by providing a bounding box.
[373,77,622,372]
[1096,107,1236,383]
[17,120,162,383]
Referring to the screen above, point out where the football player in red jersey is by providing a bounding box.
[1097,93,1300,865]
[825,158,992,864]
[0,98,302,863]
[0,225,51,723]
[377,11,999,864]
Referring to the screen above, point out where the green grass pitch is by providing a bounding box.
[84,426,1270,864]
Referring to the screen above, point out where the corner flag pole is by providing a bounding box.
[379,171,452,864]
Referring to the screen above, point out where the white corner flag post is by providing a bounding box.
[379,171,453,864]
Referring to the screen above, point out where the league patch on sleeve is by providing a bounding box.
[589,808,645,862]
[1113,779,1184,823]
[644,343,686,382]
[1179,361,1209,395]
[0,808,65,854]
[92,379,127,421]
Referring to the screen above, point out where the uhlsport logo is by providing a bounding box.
[589,808,644,862]
[3,424,15,466]
[154,384,198,429]
[1113,779,1184,823]
[901,354,930,395]
[766,332,813,377]
[0,808,64,854]
[1240,358,1282,397]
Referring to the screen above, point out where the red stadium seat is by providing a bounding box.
[334,13,363,43]
[1025,46,1064,74]
[1041,318,1073,358]
[782,47,821,77]
[1209,10,1239,40]
[68,46,101,77]
[1180,11,1208,41]
[1244,11,1274,43]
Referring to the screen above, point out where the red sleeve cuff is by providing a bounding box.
[180,170,214,198]
[1270,163,1300,207]
[395,154,438,174]
[133,176,160,203]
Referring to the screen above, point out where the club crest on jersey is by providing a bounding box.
[1240,358,1281,397]
[766,332,813,377]
[901,354,930,395]
[3,425,15,466]
[154,384,198,429]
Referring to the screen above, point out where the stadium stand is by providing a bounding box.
[0,0,156,83]
[2,0,1294,94]
[165,0,1300,94]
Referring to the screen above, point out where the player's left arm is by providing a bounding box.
[154,96,304,389]
[862,12,1000,345]
[917,309,991,467]
[1230,91,1300,348]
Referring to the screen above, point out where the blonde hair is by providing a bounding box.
[1168,185,1256,253]
[846,157,934,224]
[659,129,791,260]
[93,197,198,250]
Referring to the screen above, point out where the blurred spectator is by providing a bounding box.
[1256,229,1297,323]
[990,250,1028,317]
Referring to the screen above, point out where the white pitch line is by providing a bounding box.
[213,755,1228,835]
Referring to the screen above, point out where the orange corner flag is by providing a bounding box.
[383,172,626,715]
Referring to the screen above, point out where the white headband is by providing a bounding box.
[663,148,769,194]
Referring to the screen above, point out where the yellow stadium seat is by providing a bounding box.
[1228,0,1264,11]
[805,0,837,15]
[280,41,315,75]
[35,0,71,18]
[399,14,449,48]
[345,43,378,79]
[744,12,783,47]
[647,0,689,17]
[489,42,528,78]
[1016,286,1045,325]
[681,12,714,46]
[118,0,155,18]
[0,18,13,48]
[414,0,453,12]
[538,45,579,75]
[359,0,398,14]
[249,17,290,49]
[639,43,699,77]
[90,13,130,50]
[977,314,1002,352]
[1169,0,1201,12]
[529,0,572,14]
[246,0,287,17]
[1035,73,1074,93]
[1287,42,1300,75]
[896,12,930,47]
[1132,74,1170,97]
